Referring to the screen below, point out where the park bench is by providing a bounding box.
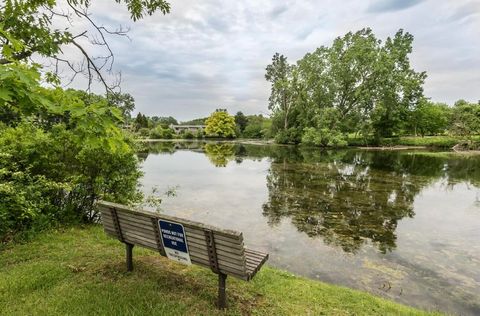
[97,200,269,309]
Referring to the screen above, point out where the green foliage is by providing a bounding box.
[181,117,207,125]
[240,115,271,139]
[149,126,173,139]
[408,100,451,136]
[204,143,236,167]
[243,124,263,138]
[265,53,295,131]
[195,129,204,139]
[450,100,480,137]
[106,92,135,119]
[234,111,248,133]
[0,63,142,241]
[134,112,149,130]
[182,130,195,139]
[205,110,236,138]
[137,127,150,138]
[274,127,302,144]
[302,127,347,147]
[151,116,178,127]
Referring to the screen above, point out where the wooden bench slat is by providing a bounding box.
[115,211,246,249]
[244,248,268,280]
[98,201,243,239]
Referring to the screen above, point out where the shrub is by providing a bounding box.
[149,126,174,139]
[275,127,301,144]
[243,124,263,138]
[302,127,347,147]
[138,127,150,138]
[183,131,195,139]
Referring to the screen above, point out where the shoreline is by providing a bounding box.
[138,138,480,153]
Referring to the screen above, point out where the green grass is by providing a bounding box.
[347,135,480,148]
[0,225,442,315]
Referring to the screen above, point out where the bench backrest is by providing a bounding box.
[97,200,249,280]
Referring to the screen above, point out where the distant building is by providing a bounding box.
[169,124,206,134]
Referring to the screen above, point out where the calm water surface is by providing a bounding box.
[139,141,480,315]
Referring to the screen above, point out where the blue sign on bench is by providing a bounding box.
[158,220,192,265]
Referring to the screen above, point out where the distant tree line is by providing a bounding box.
[264,28,480,147]
[131,109,272,139]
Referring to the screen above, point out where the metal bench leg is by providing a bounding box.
[125,242,134,272]
[218,273,227,309]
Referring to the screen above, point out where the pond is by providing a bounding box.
[138,141,480,315]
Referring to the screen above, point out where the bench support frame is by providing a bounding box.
[126,242,134,272]
[218,273,227,309]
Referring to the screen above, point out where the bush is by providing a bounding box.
[243,124,263,138]
[138,127,150,138]
[0,122,142,241]
[149,126,173,139]
[275,127,302,144]
[183,131,195,139]
[301,127,347,147]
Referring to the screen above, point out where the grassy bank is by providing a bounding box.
[348,135,480,148]
[0,225,441,315]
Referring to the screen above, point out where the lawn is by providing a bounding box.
[0,225,442,315]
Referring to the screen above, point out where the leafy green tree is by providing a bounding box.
[152,116,178,127]
[235,111,248,135]
[265,53,295,131]
[301,109,347,147]
[205,110,236,138]
[107,92,135,119]
[408,100,450,136]
[266,28,426,144]
[242,115,272,139]
[450,100,480,137]
[180,117,207,125]
[234,111,248,134]
[149,126,173,139]
[134,112,149,130]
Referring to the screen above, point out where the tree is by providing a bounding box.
[0,0,170,91]
[265,53,294,131]
[134,112,149,130]
[234,111,248,134]
[450,100,480,137]
[151,116,178,127]
[266,28,427,145]
[205,110,236,138]
[107,92,135,119]
[408,100,450,136]
[242,114,271,139]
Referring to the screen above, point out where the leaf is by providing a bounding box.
[0,88,13,102]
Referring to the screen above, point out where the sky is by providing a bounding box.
[65,0,480,121]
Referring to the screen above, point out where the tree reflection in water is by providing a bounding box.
[203,143,236,167]
[139,141,480,254]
